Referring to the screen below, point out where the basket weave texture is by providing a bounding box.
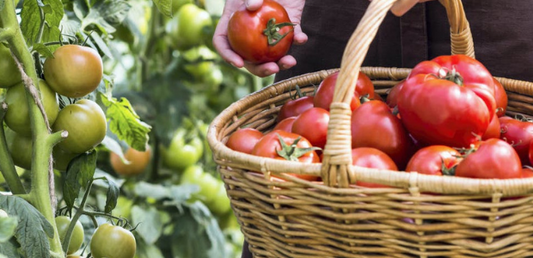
[207,0,533,257]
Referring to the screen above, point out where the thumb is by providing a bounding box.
[245,0,263,11]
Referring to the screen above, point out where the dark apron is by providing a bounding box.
[243,1,533,257]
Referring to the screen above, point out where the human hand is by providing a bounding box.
[389,0,435,16]
[213,0,307,77]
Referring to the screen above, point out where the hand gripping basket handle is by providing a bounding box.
[321,0,473,187]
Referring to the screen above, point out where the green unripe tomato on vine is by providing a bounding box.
[43,45,103,98]
[165,4,212,51]
[162,128,204,170]
[52,99,107,154]
[5,127,33,170]
[4,79,59,136]
[0,43,22,88]
[55,216,84,254]
[90,223,136,258]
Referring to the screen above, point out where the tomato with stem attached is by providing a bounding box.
[277,95,314,122]
[405,145,461,176]
[313,71,373,111]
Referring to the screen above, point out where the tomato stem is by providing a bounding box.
[444,68,464,86]
[275,134,320,161]
[262,18,295,46]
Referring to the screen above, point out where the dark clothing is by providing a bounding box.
[243,1,533,257]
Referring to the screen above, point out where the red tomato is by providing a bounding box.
[455,138,522,179]
[522,167,533,178]
[251,130,320,181]
[226,128,263,154]
[351,100,413,170]
[277,95,314,122]
[529,141,533,166]
[227,0,294,64]
[499,117,533,166]
[405,145,461,176]
[386,80,404,109]
[273,116,296,132]
[291,107,330,149]
[351,147,397,188]
[313,71,374,111]
[482,113,501,140]
[493,77,508,117]
[397,73,493,148]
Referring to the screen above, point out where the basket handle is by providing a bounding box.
[321,0,473,187]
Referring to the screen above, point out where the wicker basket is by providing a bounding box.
[207,0,533,257]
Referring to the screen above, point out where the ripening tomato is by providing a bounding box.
[351,147,397,188]
[110,145,152,176]
[455,138,522,179]
[493,77,508,117]
[227,0,294,64]
[351,100,413,169]
[226,128,263,154]
[277,95,314,122]
[405,145,461,176]
[499,117,533,166]
[313,71,373,111]
[251,130,320,181]
[291,107,330,149]
[90,223,136,258]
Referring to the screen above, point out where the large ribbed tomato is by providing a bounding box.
[227,0,294,64]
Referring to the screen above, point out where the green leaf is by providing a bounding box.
[80,0,130,35]
[100,93,152,152]
[131,205,162,244]
[135,239,165,258]
[0,195,54,258]
[90,32,113,59]
[20,0,63,46]
[133,182,171,201]
[93,168,125,188]
[0,238,21,258]
[0,216,17,242]
[63,150,97,210]
[31,43,53,58]
[152,0,172,18]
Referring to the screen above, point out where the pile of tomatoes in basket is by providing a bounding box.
[226,54,533,185]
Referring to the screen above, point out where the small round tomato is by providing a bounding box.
[499,117,533,166]
[455,138,522,179]
[251,130,320,181]
[43,45,103,98]
[0,43,22,88]
[5,79,59,136]
[53,99,107,154]
[405,145,461,176]
[291,107,330,149]
[5,128,32,170]
[493,77,508,117]
[226,128,263,154]
[273,117,296,132]
[351,147,397,188]
[110,145,152,177]
[163,128,204,170]
[227,0,294,64]
[166,3,212,51]
[314,71,369,111]
[482,113,501,140]
[277,95,314,122]
[180,165,220,204]
[55,216,84,255]
[90,223,136,258]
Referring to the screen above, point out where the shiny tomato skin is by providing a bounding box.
[226,128,263,154]
[397,73,492,148]
[351,147,397,188]
[530,141,533,166]
[273,116,296,132]
[90,223,136,258]
[455,138,522,179]
[251,130,320,181]
[482,113,501,140]
[351,100,413,170]
[291,107,330,149]
[277,95,314,122]
[405,145,461,176]
[493,77,508,117]
[227,0,293,64]
[386,80,404,108]
[0,43,22,88]
[522,167,533,178]
[499,117,533,166]
[314,71,371,111]
[110,145,152,176]
[43,45,103,98]
[55,216,84,254]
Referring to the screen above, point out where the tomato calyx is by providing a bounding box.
[263,18,295,46]
[443,68,464,86]
[440,157,457,176]
[275,134,320,161]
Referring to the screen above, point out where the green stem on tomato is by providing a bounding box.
[0,1,65,257]
[0,102,26,194]
[61,180,93,254]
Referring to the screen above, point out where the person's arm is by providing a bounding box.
[213,0,307,77]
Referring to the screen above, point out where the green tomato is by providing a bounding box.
[52,147,80,171]
[206,180,231,216]
[52,99,107,154]
[0,166,25,186]
[90,223,136,258]
[166,4,212,51]
[43,45,103,98]
[5,127,32,170]
[55,216,84,255]
[171,0,193,14]
[5,79,59,136]
[182,45,217,79]
[163,128,203,170]
[0,43,22,88]
[180,165,219,204]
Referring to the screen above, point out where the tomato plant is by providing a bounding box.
[166,3,213,51]
[0,43,21,88]
[55,216,84,255]
[43,45,103,98]
[53,99,107,154]
[351,147,397,188]
[405,145,461,176]
[90,223,137,258]
[226,128,263,154]
[110,145,152,176]
[227,0,294,64]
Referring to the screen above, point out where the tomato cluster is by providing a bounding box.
[3,44,107,171]
[226,55,533,186]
